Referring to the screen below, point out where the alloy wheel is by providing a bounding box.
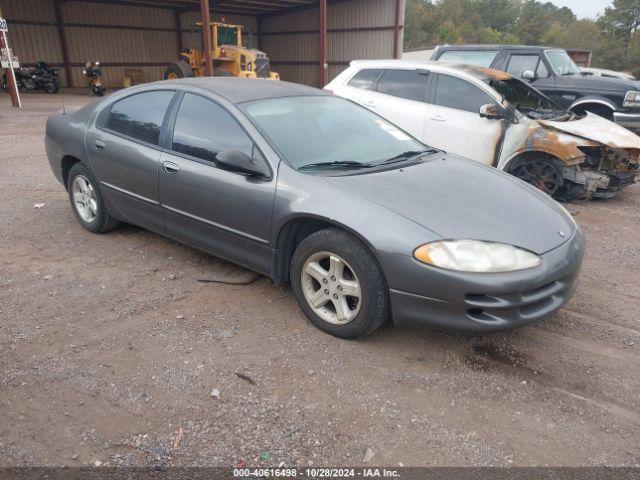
[512,160,562,196]
[300,251,362,325]
[72,175,98,223]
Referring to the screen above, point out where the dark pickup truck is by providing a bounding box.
[431,45,640,129]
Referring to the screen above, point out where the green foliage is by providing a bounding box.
[404,0,639,76]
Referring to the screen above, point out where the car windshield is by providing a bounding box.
[243,96,430,171]
[485,77,570,120]
[545,50,580,76]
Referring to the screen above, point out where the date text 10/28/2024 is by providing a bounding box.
[233,468,401,478]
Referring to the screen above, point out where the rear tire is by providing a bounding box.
[44,82,59,94]
[290,228,388,339]
[163,61,194,80]
[67,163,119,234]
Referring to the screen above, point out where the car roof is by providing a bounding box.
[149,77,328,104]
[348,59,514,82]
[435,44,558,51]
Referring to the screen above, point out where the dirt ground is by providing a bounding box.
[1,92,639,468]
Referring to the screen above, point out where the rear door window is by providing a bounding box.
[375,69,429,102]
[171,93,253,163]
[107,91,174,145]
[347,69,384,89]
[433,74,496,113]
[437,50,498,67]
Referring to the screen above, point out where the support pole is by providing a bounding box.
[200,0,213,76]
[0,14,21,108]
[393,0,401,59]
[175,9,183,56]
[256,15,262,51]
[319,0,327,87]
[53,0,72,87]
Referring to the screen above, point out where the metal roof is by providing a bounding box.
[80,0,322,16]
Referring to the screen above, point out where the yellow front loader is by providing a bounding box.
[164,21,279,80]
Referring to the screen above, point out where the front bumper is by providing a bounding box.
[613,111,640,128]
[386,229,585,333]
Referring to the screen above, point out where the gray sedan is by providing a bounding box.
[45,78,585,338]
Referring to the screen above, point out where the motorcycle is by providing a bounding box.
[83,61,106,97]
[2,60,60,94]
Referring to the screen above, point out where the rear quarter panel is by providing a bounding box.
[45,101,100,188]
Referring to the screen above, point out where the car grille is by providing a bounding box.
[464,275,573,323]
[255,58,271,78]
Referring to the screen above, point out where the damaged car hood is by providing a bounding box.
[325,156,575,255]
[539,112,640,149]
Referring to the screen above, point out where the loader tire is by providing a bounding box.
[164,61,194,80]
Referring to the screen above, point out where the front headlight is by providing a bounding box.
[624,90,640,108]
[413,240,541,273]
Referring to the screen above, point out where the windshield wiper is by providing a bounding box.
[377,149,438,165]
[298,160,374,171]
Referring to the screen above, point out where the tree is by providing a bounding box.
[401,0,634,75]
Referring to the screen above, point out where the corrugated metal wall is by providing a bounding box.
[262,0,404,87]
[0,0,403,89]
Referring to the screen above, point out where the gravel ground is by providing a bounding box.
[1,93,639,468]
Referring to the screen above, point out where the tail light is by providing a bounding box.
[220,47,226,58]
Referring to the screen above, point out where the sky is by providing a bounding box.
[546,0,613,19]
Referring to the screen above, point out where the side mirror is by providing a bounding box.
[216,150,270,178]
[522,70,536,80]
[479,103,506,120]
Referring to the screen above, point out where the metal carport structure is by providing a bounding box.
[0,0,404,88]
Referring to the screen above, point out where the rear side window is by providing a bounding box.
[107,91,174,145]
[171,93,253,163]
[376,69,429,102]
[506,55,541,77]
[437,50,498,67]
[347,69,383,89]
[434,74,496,113]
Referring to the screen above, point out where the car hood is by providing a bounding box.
[539,112,640,149]
[324,156,574,255]
[558,73,640,92]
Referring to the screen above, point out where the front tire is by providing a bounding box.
[508,154,564,197]
[67,163,119,233]
[290,228,388,339]
[163,61,194,80]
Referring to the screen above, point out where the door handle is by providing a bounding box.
[429,115,446,122]
[162,161,180,174]
[94,139,106,151]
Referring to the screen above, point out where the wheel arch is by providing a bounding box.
[569,97,617,116]
[501,148,574,172]
[61,155,82,190]
[272,214,383,285]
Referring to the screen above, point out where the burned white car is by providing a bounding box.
[326,60,640,200]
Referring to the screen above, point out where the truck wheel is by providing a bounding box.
[164,61,194,80]
[290,228,389,339]
[575,105,613,121]
[67,163,120,234]
[213,67,234,77]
